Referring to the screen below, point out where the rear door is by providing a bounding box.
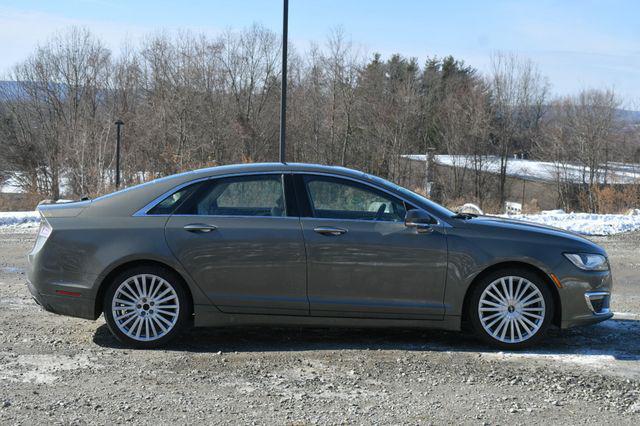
[296,174,448,319]
[163,173,308,315]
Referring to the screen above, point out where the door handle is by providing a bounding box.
[313,226,347,236]
[183,223,218,233]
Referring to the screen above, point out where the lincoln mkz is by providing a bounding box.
[27,163,613,348]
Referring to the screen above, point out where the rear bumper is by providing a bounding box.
[27,279,97,320]
[27,235,99,320]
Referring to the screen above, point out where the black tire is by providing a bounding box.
[103,264,191,349]
[468,268,554,350]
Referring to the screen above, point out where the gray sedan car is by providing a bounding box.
[27,163,613,349]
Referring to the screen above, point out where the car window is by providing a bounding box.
[147,183,200,215]
[304,176,406,222]
[176,175,286,217]
[366,173,455,218]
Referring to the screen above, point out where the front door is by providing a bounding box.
[164,174,308,315]
[296,174,447,319]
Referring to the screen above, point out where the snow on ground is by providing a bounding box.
[404,154,640,184]
[0,176,23,194]
[0,211,40,229]
[1,175,73,194]
[500,211,640,236]
[0,209,637,236]
[1,170,149,195]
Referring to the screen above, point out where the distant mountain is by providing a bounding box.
[0,81,25,101]
[0,81,19,90]
[0,80,67,102]
[1,79,639,124]
[616,109,640,123]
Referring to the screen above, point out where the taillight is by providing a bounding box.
[32,217,52,252]
[38,219,52,240]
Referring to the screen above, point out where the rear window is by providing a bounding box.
[175,174,286,217]
[147,183,200,215]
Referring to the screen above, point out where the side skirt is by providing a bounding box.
[193,304,461,331]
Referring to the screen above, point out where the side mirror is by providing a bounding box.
[405,209,436,233]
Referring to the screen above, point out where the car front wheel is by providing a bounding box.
[103,265,190,348]
[469,269,554,349]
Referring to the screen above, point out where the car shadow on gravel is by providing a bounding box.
[92,317,640,360]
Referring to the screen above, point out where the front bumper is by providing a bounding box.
[559,268,614,329]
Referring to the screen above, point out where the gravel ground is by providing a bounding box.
[0,229,639,425]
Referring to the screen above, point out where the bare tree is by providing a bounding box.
[488,52,548,205]
[550,90,621,212]
[1,27,111,198]
[0,25,632,215]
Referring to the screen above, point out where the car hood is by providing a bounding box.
[458,215,605,253]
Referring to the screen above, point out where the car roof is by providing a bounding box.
[86,161,454,221]
[87,162,374,217]
[185,162,369,179]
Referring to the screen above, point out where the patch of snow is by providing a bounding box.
[0,176,23,194]
[0,352,101,384]
[404,154,640,185]
[1,209,638,236]
[0,266,25,274]
[500,211,640,235]
[540,209,565,215]
[0,296,36,310]
[613,312,640,320]
[458,203,484,215]
[481,317,640,374]
[492,351,617,367]
[1,170,150,195]
[1,172,73,195]
[0,211,40,229]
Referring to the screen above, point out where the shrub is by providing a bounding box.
[593,185,640,213]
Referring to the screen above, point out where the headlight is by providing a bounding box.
[564,253,609,271]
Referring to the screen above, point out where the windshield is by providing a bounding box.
[365,174,456,218]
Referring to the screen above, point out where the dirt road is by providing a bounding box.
[1,229,639,424]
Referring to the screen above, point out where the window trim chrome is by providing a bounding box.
[132,169,447,226]
[132,172,286,217]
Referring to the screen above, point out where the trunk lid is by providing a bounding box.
[36,200,91,218]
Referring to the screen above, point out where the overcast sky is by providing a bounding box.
[1,0,638,106]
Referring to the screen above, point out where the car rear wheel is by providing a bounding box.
[468,268,554,349]
[103,265,190,348]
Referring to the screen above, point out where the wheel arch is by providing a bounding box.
[94,259,195,320]
[460,261,562,327]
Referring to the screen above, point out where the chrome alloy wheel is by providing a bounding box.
[477,276,545,344]
[111,274,180,341]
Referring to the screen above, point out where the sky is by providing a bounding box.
[0,0,638,106]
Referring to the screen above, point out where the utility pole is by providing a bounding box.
[424,148,435,198]
[279,0,289,163]
[115,120,124,189]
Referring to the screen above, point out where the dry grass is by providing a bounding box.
[595,186,640,213]
[0,193,44,211]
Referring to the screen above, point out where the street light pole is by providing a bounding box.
[279,0,289,163]
[114,120,124,189]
